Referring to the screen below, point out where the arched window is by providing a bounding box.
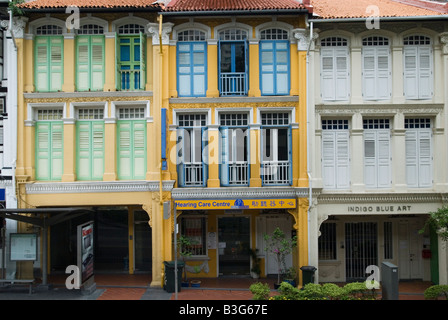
[320,37,350,101]
[403,35,433,100]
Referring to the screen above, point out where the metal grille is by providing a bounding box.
[181,217,207,256]
[118,24,145,35]
[318,223,337,260]
[404,35,431,46]
[260,29,288,40]
[36,25,63,35]
[345,222,378,281]
[321,37,348,47]
[384,222,393,260]
[178,30,206,42]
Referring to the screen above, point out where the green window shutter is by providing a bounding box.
[139,32,146,90]
[91,36,104,91]
[117,120,146,180]
[76,36,90,91]
[35,121,63,181]
[35,37,49,91]
[77,121,104,180]
[50,37,63,91]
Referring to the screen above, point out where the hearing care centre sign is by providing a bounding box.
[174,199,296,210]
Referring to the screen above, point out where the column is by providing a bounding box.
[62,33,76,92]
[248,39,261,97]
[62,117,76,182]
[103,102,117,181]
[350,46,363,104]
[392,112,406,191]
[351,112,365,192]
[206,38,219,97]
[207,124,220,188]
[103,32,116,91]
[249,123,262,187]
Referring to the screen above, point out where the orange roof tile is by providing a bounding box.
[312,0,445,19]
[20,0,162,9]
[164,0,308,12]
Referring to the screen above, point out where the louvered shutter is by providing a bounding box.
[50,37,63,91]
[275,41,289,95]
[404,46,418,99]
[193,42,206,96]
[321,48,335,101]
[177,43,191,96]
[377,130,391,188]
[35,37,49,92]
[362,47,376,100]
[133,121,146,179]
[336,131,350,188]
[201,127,208,186]
[322,131,336,188]
[418,130,432,187]
[92,122,105,180]
[220,127,229,186]
[76,36,90,91]
[117,121,132,179]
[177,129,185,187]
[418,47,432,99]
[335,48,349,100]
[376,47,391,100]
[36,122,51,180]
[91,36,104,91]
[139,32,146,90]
[260,41,274,95]
[405,130,418,187]
[364,131,377,188]
[77,122,91,180]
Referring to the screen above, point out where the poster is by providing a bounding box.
[10,233,37,261]
[77,221,94,284]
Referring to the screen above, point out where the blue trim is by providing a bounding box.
[259,40,290,96]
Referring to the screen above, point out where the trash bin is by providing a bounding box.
[300,266,317,286]
[163,261,184,293]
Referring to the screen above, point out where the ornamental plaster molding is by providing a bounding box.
[25,180,175,194]
[440,32,448,55]
[292,28,319,51]
[315,104,443,115]
[317,192,445,204]
[147,22,174,46]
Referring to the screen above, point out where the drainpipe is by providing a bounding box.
[306,21,313,264]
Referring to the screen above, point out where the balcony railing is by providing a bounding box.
[261,161,290,185]
[220,72,246,96]
[182,162,204,187]
[120,69,141,91]
[227,162,249,186]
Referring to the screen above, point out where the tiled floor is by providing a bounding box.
[46,274,433,300]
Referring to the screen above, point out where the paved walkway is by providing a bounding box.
[0,274,435,300]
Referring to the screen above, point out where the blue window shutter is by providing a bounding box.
[202,127,208,187]
[220,127,229,186]
[177,129,185,187]
[288,125,292,185]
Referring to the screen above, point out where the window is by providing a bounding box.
[76,24,105,91]
[117,25,146,91]
[320,37,350,101]
[322,119,350,189]
[403,35,433,100]
[35,25,63,92]
[405,118,432,188]
[35,109,64,181]
[177,114,208,187]
[363,119,391,188]
[177,30,207,97]
[318,223,337,260]
[260,29,289,95]
[384,221,393,259]
[117,106,146,180]
[362,36,391,100]
[219,29,248,96]
[219,113,249,186]
[180,216,207,256]
[261,112,291,185]
[76,108,105,180]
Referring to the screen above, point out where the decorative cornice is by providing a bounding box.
[171,187,310,200]
[25,180,176,194]
[317,192,445,204]
[316,104,443,115]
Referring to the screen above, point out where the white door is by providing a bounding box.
[265,216,293,275]
[398,220,422,279]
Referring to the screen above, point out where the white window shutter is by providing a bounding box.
[418,47,432,99]
[220,128,229,185]
[377,130,391,188]
[362,47,377,100]
[336,131,350,188]
[322,131,336,188]
[418,130,432,187]
[364,131,377,188]
[404,46,418,99]
[321,48,335,101]
[405,130,418,187]
[376,48,391,100]
[335,48,350,101]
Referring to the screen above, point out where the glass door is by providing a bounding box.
[218,216,250,276]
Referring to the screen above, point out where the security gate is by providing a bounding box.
[345,222,378,281]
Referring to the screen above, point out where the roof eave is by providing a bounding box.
[160,8,310,16]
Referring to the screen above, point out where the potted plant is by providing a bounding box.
[249,248,261,279]
[177,235,195,287]
[284,267,297,287]
[264,227,297,288]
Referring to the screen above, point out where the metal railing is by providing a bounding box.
[261,160,290,185]
[227,162,249,185]
[183,162,204,186]
[220,72,246,96]
[120,69,141,91]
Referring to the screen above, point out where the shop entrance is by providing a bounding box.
[218,216,250,276]
[398,220,423,279]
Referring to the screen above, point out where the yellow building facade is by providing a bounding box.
[14,5,311,288]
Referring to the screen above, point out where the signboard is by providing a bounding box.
[174,198,296,210]
[10,233,38,261]
[77,221,94,284]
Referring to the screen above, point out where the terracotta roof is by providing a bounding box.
[312,0,445,19]
[20,0,162,9]
[163,0,309,12]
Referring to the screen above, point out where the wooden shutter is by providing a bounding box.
[193,42,206,96]
[35,37,49,92]
[322,130,350,189]
[77,121,104,180]
[177,43,191,96]
[176,129,185,187]
[418,47,432,99]
[91,36,104,91]
[406,130,432,187]
[364,131,377,188]
[335,48,349,100]
[404,46,418,99]
[377,130,391,188]
[362,47,377,100]
[321,48,335,101]
[117,121,132,179]
[36,122,51,180]
[133,121,146,179]
[275,41,289,95]
[220,127,229,186]
[77,122,91,180]
[322,131,336,188]
[50,37,63,91]
[260,41,275,95]
[376,47,391,100]
[76,36,90,91]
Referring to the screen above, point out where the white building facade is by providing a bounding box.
[307,17,448,284]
